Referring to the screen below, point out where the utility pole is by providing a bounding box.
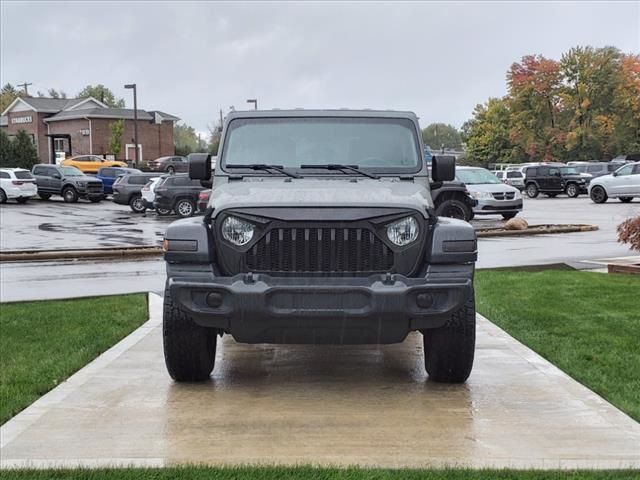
[246,98,258,110]
[17,82,32,96]
[124,84,139,168]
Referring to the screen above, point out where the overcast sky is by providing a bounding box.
[1,1,639,135]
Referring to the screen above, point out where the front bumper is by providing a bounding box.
[167,264,474,344]
[473,198,523,214]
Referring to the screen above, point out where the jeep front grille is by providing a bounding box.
[245,227,394,273]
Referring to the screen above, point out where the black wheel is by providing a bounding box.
[62,186,79,203]
[163,285,217,382]
[565,183,579,198]
[435,198,471,221]
[167,166,175,174]
[501,212,517,220]
[16,197,29,204]
[38,193,51,200]
[467,210,475,221]
[526,183,539,198]
[546,193,558,198]
[619,197,633,203]
[156,207,172,216]
[423,290,476,383]
[590,186,607,204]
[0,189,7,204]
[175,198,195,218]
[89,197,102,203]
[129,194,146,213]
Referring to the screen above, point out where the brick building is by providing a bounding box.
[0,96,178,164]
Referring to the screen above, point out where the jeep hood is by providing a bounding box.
[210,178,432,216]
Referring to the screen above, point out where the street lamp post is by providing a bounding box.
[246,98,258,110]
[124,83,139,168]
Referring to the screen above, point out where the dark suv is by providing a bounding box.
[153,174,207,217]
[112,173,160,213]
[32,164,104,202]
[525,165,589,198]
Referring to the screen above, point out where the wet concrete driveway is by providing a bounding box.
[2,295,639,469]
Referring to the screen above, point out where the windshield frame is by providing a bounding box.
[218,116,424,176]
[456,168,503,185]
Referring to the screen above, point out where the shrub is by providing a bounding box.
[617,216,640,251]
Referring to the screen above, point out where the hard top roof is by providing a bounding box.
[226,109,419,121]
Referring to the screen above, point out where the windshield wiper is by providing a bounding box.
[225,164,300,179]
[300,164,379,179]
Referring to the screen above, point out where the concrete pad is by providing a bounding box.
[1,294,639,470]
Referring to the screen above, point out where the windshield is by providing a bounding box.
[456,168,502,185]
[61,166,83,176]
[221,117,421,173]
[560,167,579,175]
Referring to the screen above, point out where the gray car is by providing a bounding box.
[161,109,478,385]
[146,156,188,174]
[456,166,523,219]
[32,164,104,203]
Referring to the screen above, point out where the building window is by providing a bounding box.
[54,138,65,152]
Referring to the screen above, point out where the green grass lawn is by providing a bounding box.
[0,294,148,425]
[475,269,640,422]
[0,467,638,480]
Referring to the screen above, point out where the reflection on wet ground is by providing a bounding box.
[2,295,639,469]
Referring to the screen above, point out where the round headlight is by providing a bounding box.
[221,216,254,246]
[386,216,419,246]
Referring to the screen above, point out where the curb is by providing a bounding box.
[0,246,163,262]
[476,224,598,238]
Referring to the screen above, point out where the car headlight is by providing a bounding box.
[469,190,493,199]
[386,216,419,246]
[221,216,254,246]
[514,190,522,199]
[76,181,86,188]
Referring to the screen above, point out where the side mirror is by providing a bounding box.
[432,155,456,182]
[188,153,211,181]
[53,173,62,179]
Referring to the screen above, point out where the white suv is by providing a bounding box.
[589,162,640,203]
[0,168,38,204]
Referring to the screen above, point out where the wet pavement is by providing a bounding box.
[1,294,638,469]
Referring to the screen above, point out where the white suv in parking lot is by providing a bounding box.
[0,168,38,204]
[589,162,640,204]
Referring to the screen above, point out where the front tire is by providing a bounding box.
[526,183,539,198]
[435,198,472,221]
[89,197,102,203]
[16,197,29,204]
[619,197,633,203]
[565,183,579,198]
[62,187,79,203]
[423,290,476,383]
[501,212,517,220]
[163,286,217,382]
[0,189,7,204]
[38,193,51,200]
[590,185,608,204]
[129,194,146,213]
[175,198,195,218]
[156,207,172,216]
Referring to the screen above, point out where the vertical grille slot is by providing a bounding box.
[245,227,394,273]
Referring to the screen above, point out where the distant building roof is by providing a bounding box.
[44,107,179,123]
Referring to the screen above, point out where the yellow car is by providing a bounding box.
[61,155,127,174]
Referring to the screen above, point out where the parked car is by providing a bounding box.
[589,162,640,204]
[146,156,188,174]
[501,169,525,190]
[524,165,590,198]
[61,155,127,173]
[0,168,38,204]
[456,166,523,219]
[32,164,104,202]
[112,172,160,213]
[97,167,142,195]
[153,174,207,217]
[198,189,211,213]
[141,177,172,215]
[568,162,624,178]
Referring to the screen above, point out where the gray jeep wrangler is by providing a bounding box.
[163,110,477,383]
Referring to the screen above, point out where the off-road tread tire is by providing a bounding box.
[423,290,476,383]
[435,198,472,222]
[526,183,539,198]
[163,285,217,382]
[565,183,579,198]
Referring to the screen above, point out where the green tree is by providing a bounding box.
[108,120,125,158]
[174,122,199,156]
[10,130,38,169]
[0,130,13,168]
[37,88,67,99]
[0,83,20,112]
[77,84,125,108]
[421,123,462,150]
[462,98,516,166]
[611,53,640,155]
